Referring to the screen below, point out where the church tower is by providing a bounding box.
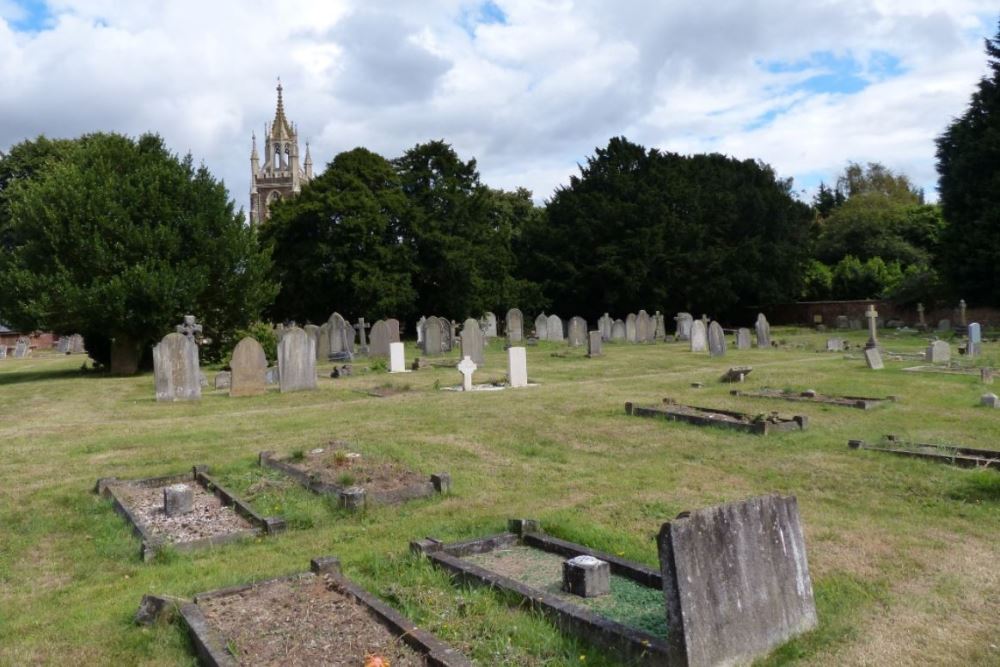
[250,81,313,225]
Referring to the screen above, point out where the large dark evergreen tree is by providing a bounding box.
[936,20,1000,305]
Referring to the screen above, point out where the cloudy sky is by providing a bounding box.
[0,1,996,210]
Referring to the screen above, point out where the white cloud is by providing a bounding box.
[0,0,995,208]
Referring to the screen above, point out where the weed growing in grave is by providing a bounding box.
[289,449,305,462]
[337,473,357,487]
[369,358,388,372]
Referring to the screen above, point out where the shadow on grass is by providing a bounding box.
[0,366,91,386]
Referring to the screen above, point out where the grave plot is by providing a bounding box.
[730,388,896,410]
[849,435,1000,469]
[144,556,471,666]
[361,382,413,398]
[96,466,285,561]
[625,398,807,435]
[412,520,671,664]
[259,443,450,511]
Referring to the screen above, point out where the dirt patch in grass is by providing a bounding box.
[283,446,427,494]
[114,482,251,544]
[198,574,425,666]
[463,545,667,639]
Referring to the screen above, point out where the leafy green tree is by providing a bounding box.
[0,136,74,251]
[261,147,416,323]
[0,133,275,371]
[830,255,903,299]
[936,19,1000,304]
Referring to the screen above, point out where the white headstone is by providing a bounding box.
[927,340,950,364]
[389,342,407,373]
[968,322,982,357]
[690,320,708,352]
[508,347,528,388]
[458,355,477,391]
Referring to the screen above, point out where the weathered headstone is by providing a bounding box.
[328,313,353,358]
[927,340,950,364]
[416,316,426,344]
[354,317,370,354]
[657,495,817,667]
[482,312,498,338]
[57,337,70,354]
[265,366,279,385]
[826,338,845,352]
[317,323,331,361]
[864,304,879,349]
[153,332,201,402]
[534,313,549,341]
[163,484,194,517]
[675,312,693,340]
[13,337,29,358]
[636,310,652,343]
[916,302,926,330]
[369,320,391,358]
[230,337,267,397]
[981,368,993,385]
[506,308,524,343]
[690,320,708,353]
[735,328,751,350]
[389,342,407,373]
[304,324,320,352]
[0,346,6,359]
[835,315,849,329]
[458,355,477,391]
[461,318,485,365]
[567,316,587,347]
[980,393,999,408]
[707,321,726,357]
[508,346,528,388]
[611,319,626,341]
[755,313,771,348]
[864,347,884,370]
[422,316,444,355]
[654,312,667,341]
[547,314,564,342]
[175,315,203,342]
[587,331,603,357]
[386,318,401,344]
[214,371,231,390]
[277,327,317,393]
[625,313,637,343]
[598,313,613,341]
[443,319,456,352]
[563,555,610,598]
[959,299,968,327]
[937,318,951,332]
[968,322,982,358]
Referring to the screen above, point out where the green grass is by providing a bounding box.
[0,329,998,665]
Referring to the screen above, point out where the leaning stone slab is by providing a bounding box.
[657,495,817,667]
[864,347,884,370]
[707,321,726,357]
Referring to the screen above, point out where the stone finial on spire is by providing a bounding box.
[271,77,293,138]
[250,132,259,160]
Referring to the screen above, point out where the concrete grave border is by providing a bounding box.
[259,450,450,511]
[142,556,471,667]
[625,399,807,435]
[731,388,896,410]
[96,466,285,561]
[412,519,671,664]
[849,435,1000,469]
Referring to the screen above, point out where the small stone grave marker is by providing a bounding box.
[508,347,528,388]
[690,320,707,352]
[736,328,751,350]
[213,371,231,390]
[826,338,845,352]
[458,356,477,391]
[864,347,884,370]
[587,331,602,357]
[927,340,950,364]
[981,393,999,408]
[563,555,610,598]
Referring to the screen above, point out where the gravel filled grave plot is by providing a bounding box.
[171,557,471,667]
[625,398,808,435]
[96,467,284,560]
[849,436,1000,469]
[730,387,896,410]
[259,443,449,510]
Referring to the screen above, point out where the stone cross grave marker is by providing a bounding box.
[508,346,528,388]
[153,332,201,401]
[959,299,967,326]
[354,317,370,354]
[755,313,771,348]
[458,355,477,391]
[461,318,485,365]
[916,302,926,329]
[708,321,727,357]
[736,328,751,350]
[587,331,603,357]
[230,337,267,397]
[864,347,884,370]
[864,305,879,349]
[277,326,317,393]
[175,314,203,342]
[927,340,950,364]
[690,320,708,352]
[389,342,407,373]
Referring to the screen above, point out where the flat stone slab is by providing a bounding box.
[625,399,808,435]
[96,467,284,561]
[145,557,471,666]
[849,436,1000,469]
[731,388,896,410]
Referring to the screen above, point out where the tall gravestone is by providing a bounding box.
[506,308,524,343]
[230,337,267,397]
[611,319,626,341]
[461,318,485,365]
[304,325,320,361]
[317,323,331,361]
[422,316,443,355]
[153,332,201,402]
[534,313,548,340]
[416,316,426,344]
[442,318,456,351]
[636,310,652,343]
[735,328,751,350]
[675,313,693,341]
[625,313,637,343]
[369,320,391,358]
[567,317,587,347]
[654,312,666,341]
[277,327,317,393]
[690,320,708,353]
[587,331,603,357]
[328,313,352,358]
[968,322,982,358]
[755,313,771,348]
[707,321,727,357]
[598,313,613,341]
[547,314,564,342]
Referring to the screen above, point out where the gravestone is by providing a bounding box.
[864,305,879,349]
[675,313,693,341]
[980,393,999,408]
[654,312,666,341]
[328,313,352,358]
[230,337,267,397]
[57,337,70,354]
[176,315,203,342]
[927,340,950,364]
[152,332,201,402]
[461,318,485,365]
[735,328,751,350]
[13,337,29,358]
[368,320,391,358]
[849,319,862,330]
[265,367,278,385]
[508,347,528,388]
[864,347,884,370]
[690,320,708,352]
[916,302,926,330]
[755,313,771,348]
[636,310,652,343]
[826,338,845,352]
[835,315,849,329]
[547,314,564,342]
[277,326,317,393]
[707,321,727,357]
[598,313,613,341]
[625,313,637,343]
[611,319,626,341]
[587,331,603,357]
[567,317,587,347]
[213,371,231,390]
[506,308,524,343]
[959,299,968,327]
[317,323,331,361]
[657,495,817,667]
[386,318,401,344]
[70,334,85,354]
[110,334,140,375]
[482,312,498,338]
[534,313,549,341]
[937,319,951,332]
[422,316,444,355]
[354,317,371,354]
[0,347,6,359]
[389,342,407,373]
[416,316,426,344]
[968,322,982,358]
[304,324,319,350]
[458,356,477,391]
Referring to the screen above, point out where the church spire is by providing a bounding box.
[304,142,313,180]
[271,78,293,139]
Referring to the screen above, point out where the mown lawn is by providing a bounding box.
[0,327,998,665]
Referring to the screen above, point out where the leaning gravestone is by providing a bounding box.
[506,308,524,343]
[277,327,316,393]
[368,320,391,358]
[587,331,603,357]
[707,321,727,357]
[422,316,444,355]
[567,317,587,347]
[755,313,771,348]
[968,322,982,357]
[328,313,352,357]
[657,495,817,667]
[690,320,708,353]
[636,310,652,343]
[927,340,950,364]
[534,313,549,341]
[461,318,485,365]
[230,337,267,397]
[611,319,626,341]
[864,347,884,370]
[598,313,613,341]
[736,328,751,350]
[547,314,564,342]
[675,312,693,341]
[625,313,637,343]
[153,333,201,402]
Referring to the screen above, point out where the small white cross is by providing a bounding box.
[457,355,477,391]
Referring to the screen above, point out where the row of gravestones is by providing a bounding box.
[686,313,772,357]
[56,334,86,354]
[279,314,405,362]
[1,337,32,359]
